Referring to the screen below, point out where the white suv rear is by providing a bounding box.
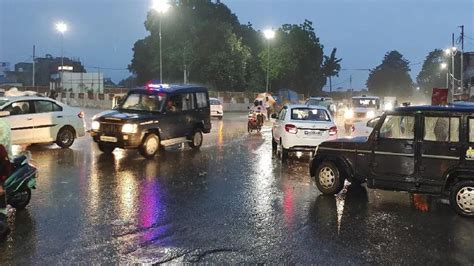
[272,104,337,161]
[210,98,223,120]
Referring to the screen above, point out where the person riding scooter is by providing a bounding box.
[0,112,11,240]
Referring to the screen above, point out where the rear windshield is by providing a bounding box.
[118,92,166,112]
[291,108,331,121]
[306,99,332,107]
[210,99,221,105]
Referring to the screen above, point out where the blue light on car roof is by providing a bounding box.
[147,83,170,90]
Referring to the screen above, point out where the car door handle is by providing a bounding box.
[57,115,63,118]
[404,143,413,149]
[27,118,33,121]
[449,146,457,151]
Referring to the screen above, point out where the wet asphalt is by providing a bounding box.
[0,111,473,264]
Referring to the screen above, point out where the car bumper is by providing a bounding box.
[90,131,143,149]
[281,134,334,151]
[211,111,223,117]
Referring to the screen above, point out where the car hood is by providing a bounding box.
[93,109,157,123]
[319,136,368,149]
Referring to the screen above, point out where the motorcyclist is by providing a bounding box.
[0,112,11,240]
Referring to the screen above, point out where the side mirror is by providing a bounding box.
[271,113,277,119]
[366,117,380,128]
[0,111,10,117]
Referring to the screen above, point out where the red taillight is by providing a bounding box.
[285,124,298,134]
[329,126,338,136]
[78,111,84,119]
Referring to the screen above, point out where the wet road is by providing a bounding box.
[1,111,473,264]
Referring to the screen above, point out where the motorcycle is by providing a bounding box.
[248,107,265,133]
[4,154,37,210]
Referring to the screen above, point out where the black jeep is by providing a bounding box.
[310,105,474,217]
[90,84,211,158]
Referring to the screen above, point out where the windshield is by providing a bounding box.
[306,99,332,107]
[291,108,331,121]
[352,98,379,108]
[210,99,221,105]
[119,92,166,112]
[0,99,9,107]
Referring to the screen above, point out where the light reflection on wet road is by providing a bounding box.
[0,112,473,264]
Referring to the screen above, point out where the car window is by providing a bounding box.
[34,100,63,113]
[3,101,31,116]
[196,92,208,108]
[468,118,474,143]
[166,94,182,113]
[379,115,415,140]
[290,108,331,121]
[120,92,165,112]
[182,93,195,111]
[424,116,459,142]
[210,99,221,105]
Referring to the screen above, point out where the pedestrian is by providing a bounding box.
[0,112,12,240]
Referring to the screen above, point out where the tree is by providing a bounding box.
[323,48,342,92]
[416,49,448,95]
[118,75,137,88]
[366,50,413,98]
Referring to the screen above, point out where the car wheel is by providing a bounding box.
[7,188,31,210]
[315,161,345,195]
[188,129,203,149]
[450,180,474,217]
[56,127,75,148]
[139,133,160,159]
[271,134,277,151]
[280,138,289,162]
[98,143,115,154]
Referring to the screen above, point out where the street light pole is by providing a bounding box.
[55,21,67,92]
[152,0,170,84]
[263,29,275,93]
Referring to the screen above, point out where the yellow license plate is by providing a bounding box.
[100,136,118,143]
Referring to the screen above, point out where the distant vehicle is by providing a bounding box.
[310,105,474,217]
[90,84,212,158]
[305,97,336,116]
[0,96,86,148]
[271,104,337,162]
[210,97,223,120]
[382,96,397,111]
[343,96,381,134]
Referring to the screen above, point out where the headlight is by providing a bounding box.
[367,110,375,119]
[122,123,138,134]
[344,109,354,119]
[91,121,100,131]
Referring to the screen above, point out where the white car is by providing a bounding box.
[0,96,86,148]
[210,98,223,120]
[272,104,337,161]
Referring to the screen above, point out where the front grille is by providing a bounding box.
[100,123,121,135]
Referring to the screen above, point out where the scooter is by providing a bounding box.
[4,155,37,210]
[248,108,265,133]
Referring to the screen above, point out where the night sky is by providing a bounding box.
[1,0,473,90]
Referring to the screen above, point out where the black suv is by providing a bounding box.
[90,85,211,158]
[310,105,474,217]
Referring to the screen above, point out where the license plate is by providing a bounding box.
[304,130,322,136]
[100,136,118,143]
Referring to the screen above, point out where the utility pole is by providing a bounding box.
[32,45,36,88]
[451,33,455,102]
[460,25,464,93]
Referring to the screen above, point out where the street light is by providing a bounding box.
[263,29,275,93]
[55,21,68,91]
[441,63,449,88]
[152,0,171,83]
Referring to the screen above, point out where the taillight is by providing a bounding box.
[329,126,338,136]
[285,124,298,134]
[78,111,84,119]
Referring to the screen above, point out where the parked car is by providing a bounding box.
[0,96,86,148]
[210,97,223,120]
[90,84,212,158]
[272,104,337,161]
[310,105,474,217]
[305,97,336,116]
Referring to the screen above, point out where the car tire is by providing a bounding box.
[56,127,75,148]
[315,161,345,195]
[450,180,474,217]
[139,133,160,159]
[280,138,289,162]
[271,134,277,151]
[98,143,115,154]
[188,129,203,149]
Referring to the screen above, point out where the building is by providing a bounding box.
[463,52,474,98]
[50,72,104,93]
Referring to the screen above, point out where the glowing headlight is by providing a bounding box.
[367,110,375,119]
[344,109,354,119]
[122,123,138,134]
[384,102,393,111]
[91,121,100,131]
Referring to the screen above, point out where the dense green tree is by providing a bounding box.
[417,49,448,96]
[366,50,413,98]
